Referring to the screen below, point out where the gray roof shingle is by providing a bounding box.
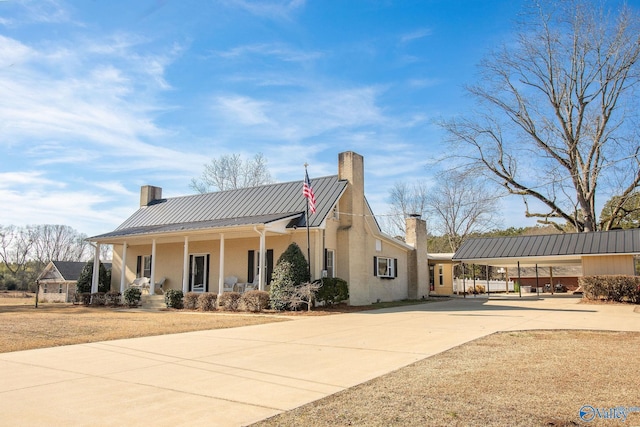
[91,175,347,240]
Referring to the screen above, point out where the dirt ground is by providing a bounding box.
[254,329,640,427]
[0,300,288,353]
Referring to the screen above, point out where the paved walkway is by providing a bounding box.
[1,296,638,426]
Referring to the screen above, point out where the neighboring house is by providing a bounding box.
[36,261,112,302]
[88,152,430,306]
[452,229,640,292]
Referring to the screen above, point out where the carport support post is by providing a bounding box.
[535,264,540,296]
[550,267,554,295]
[517,261,522,298]
[462,263,466,298]
[486,264,490,297]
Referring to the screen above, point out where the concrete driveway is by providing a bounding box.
[1,296,638,426]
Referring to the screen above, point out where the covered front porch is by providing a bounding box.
[89,215,325,297]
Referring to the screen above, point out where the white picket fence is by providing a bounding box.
[453,279,516,293]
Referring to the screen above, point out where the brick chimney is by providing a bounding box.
[405,214,429,299]
[140,185,162,207]
[337,151,368,304]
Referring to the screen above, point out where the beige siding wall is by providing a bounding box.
[582,255,635,276]
[112,230,325,293]
[38,282,73,302]
[429,262,454,296]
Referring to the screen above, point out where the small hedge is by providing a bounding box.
[184,292,200,310]
[165,289,184,309]
[105,291,122,306]
[467,284,486,294]
[197,293,218,311]
[315,277,348,306]
[90,292,106,306]
[77,292,92,306]
[219,292,241,311]
[580,275,640,303]
[240,290,270,312]
[123,287,142,306]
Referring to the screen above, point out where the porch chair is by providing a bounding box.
[223,276,238,292]
[154,277,166,294]
[130,277,150,292]
[243,275,259,292]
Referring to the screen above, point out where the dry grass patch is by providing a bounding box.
[0,303,288,353]
[255,330,640,427]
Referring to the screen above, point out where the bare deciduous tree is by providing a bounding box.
[426,170,501,252]
[190,153,274,193]
[384,171,500,252]
[29,224,90,265]
[0,225,33,276]
[441,0,640,232]
[383,180,429,237]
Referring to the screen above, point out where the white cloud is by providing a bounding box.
[224,0,306,20]
[213,96,272,125]
[215,43,322,63]
[400,28,432,44]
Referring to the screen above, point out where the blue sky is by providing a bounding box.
[1,0,631,237]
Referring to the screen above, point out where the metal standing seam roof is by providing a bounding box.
[90,175,348,240]
[452,228,640,262]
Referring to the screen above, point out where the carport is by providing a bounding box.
[452,229,640,297]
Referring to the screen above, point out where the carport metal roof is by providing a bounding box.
[452,228,640,268]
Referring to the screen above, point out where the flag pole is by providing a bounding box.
[304,163,312,281]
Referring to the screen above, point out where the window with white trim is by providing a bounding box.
[438,264,444,286]
[325,249,335,278]
[374,256,397,279]
[136,255,152,278]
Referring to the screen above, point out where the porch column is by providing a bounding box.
[218,233,225,297]
[91,244,100,293]
[120,242,128,293]
[258,229,266,291]
[150,239,157,295]
[182,236,189,293]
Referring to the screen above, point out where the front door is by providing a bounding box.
[190,254,208,292]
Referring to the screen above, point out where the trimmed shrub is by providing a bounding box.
[467,284,486,294]
[241,290,270,312]
[105,291,122,306]
[123,287,142,307]
[184,292,200,310]
[76,260,111,294]
[315,277,349,306]
[164,289,184,309]
[78,292,92,306]
[197,293,218,311]
[90,292,106,306]
[219,292,241,311]
[580,275,640,303]
[269,260,296,310]
[276,242,310,285]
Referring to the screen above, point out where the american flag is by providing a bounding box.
[303,169,317,214]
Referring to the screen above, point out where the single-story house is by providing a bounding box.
[452,229,640,292]
[36,261,112,302]
[88,151,430,306]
